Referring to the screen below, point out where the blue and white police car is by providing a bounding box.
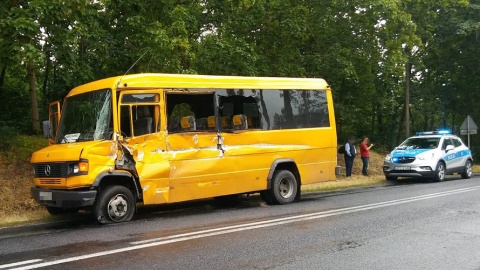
[383,130,473,181]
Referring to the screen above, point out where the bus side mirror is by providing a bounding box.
[42,120,50,139]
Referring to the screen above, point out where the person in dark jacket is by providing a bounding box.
[344,136,357,177]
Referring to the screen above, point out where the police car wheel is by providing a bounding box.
[434,162,446,182]
[461,160,473,179]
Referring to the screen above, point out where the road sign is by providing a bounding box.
[460,115,478,130]
[460,129,477,135]
[459,115,477,148]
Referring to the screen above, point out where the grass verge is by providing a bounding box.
[302,175,386,192]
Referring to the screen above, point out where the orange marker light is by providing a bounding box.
[78,161,89,173]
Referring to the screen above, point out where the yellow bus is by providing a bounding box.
[31,73,337,223]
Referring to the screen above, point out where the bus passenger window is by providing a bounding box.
[166,92,215,133]
[218,95,260,130]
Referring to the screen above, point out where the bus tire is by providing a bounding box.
[93,185,135,224]
[267,170,298,205]
[260,191,274,204]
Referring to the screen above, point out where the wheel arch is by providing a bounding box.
[267,159,301,195]
[93,171,142,201]
[438,159,447,167]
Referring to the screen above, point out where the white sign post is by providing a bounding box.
[460,115,478,148]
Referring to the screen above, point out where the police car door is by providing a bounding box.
[441,137,457,171]
[451,137,468,169]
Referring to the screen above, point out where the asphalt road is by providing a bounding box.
[1,176,480,270]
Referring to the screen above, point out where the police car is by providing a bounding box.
[383,130,473,181]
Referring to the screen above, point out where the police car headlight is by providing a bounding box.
[417,153,434,160]
[385,154,392,162]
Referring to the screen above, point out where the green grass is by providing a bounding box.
[0,135,48,227]
[1,135,48,163]
[302,175,387,192]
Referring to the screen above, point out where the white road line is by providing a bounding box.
[7,185,480,270]
[0,260,43,269]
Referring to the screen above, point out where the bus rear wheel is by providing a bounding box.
[263,170,298,205]
[93,185,135,224]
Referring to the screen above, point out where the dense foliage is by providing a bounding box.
[1,0,479,156]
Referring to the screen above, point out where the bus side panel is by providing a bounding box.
[221,127,337,185]
[164,127,336,203]
[126,133,171,204]
[166,133,225,203]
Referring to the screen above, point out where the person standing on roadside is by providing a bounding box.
[360,136,374,176]
[344,136,356,177]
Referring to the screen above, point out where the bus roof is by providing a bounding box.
[67,73,330,97]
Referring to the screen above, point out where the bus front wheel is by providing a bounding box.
[264,170,298,205]
[93,185,135,224]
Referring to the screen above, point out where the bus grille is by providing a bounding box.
[39,178,63,185]
[34,163,69,178]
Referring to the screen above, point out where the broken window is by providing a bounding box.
[56,88,113,143]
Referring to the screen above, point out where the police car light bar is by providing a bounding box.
[415,129,452,136]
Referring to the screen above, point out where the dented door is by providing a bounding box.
[117,90,170,204]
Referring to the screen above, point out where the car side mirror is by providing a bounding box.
[445,145,454,152]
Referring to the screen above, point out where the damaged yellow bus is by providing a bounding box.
[31,73,337,223]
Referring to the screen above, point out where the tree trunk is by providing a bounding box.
[27,58,41,134]
[42,50,51,109]
[0,65,6,98]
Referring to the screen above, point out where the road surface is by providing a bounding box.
[1,176,480,270]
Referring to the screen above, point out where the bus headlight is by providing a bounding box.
[69,160,89,175]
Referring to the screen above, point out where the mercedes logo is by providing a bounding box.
[45,165,51,176]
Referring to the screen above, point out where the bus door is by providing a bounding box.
[117,90,170,204]
[47,101,61,144]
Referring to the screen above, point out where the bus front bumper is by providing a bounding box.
[31,187,97,209]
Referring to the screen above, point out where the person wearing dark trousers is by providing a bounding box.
[344,136,356,177]
[360,136,374,176]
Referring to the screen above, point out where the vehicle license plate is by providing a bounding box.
[394,166,410,170]
[39,191,52,201]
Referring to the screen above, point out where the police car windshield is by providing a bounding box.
[397,137,440,150]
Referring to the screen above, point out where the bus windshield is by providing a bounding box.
[56,88,113,143]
